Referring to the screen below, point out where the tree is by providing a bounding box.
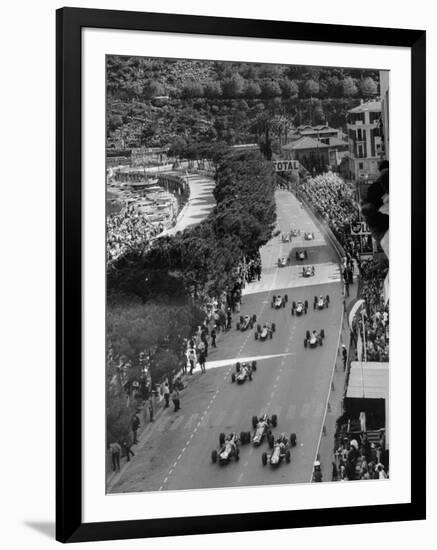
[342,76,358,97]
[260,80,282,98]
[182,81,204,98]
[303,79,320,98]
[313,102,326,125]
[244,81,261,98]
[143,79,165,99]
[203,81,222,98]
[222,73,245,98]
[359,76,378,97]
[279,78,299,99]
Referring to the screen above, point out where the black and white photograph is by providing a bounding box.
[105,56,390,494]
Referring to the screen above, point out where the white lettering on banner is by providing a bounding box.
[273,160,300,172]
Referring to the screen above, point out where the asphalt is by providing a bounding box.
[108,190,344,493]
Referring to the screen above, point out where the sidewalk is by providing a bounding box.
[106,325,229,488]
[314,278,359,482]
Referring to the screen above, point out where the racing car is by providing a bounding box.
[281,232,291,243]
[211,432,243,465]
[313,294,330,310]
[291,300,308,316]
[271,294,288,309]
[304,231,315,240]
[304,329,325,348]
[231,361,257,384]
[290,228,300,237]
[261,433,292,466]
[302,265,315,277]
[295,249,308,261]
[251,414,278,447]
[255,322,276,340]
[236,314,257,331]
[277,256,288,267]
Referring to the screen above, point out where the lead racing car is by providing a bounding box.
[304,231,315,240]
[295,249,308,261]
[304,329,325,348]
[255,322,276,340]
[291,300,308,316]
[236,314,257,331]
[271,294,288,309]
[313,294,330,310]
[251,413,277,447]
[211,432,246,465]
[261,433,294,466]
[302,265,315,277]
[231,361,257,384]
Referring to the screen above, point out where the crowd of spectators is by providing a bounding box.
[107,205,163,267]
[297,171,372,259]
[332,430,388,481]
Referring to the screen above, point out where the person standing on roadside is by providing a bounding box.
[131,413,140,444]
[187,347,196,375]
[211,327,217,348]
[342,344,348,371]
[172,388,181,411]
[198,349,206,374]
[163,381,170,408]
[122,440,135,462]
[110,441,121,472]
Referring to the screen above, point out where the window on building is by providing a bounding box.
[359,162,364,169]
[369,112,381,124]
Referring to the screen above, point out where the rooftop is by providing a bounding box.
[283,136,330,151]
[348,99,381,114]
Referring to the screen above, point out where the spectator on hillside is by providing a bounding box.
[131,413,140,444]
[122,440,135,462]
[172,388,181,412]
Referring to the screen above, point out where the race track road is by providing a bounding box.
[109,190,343,494]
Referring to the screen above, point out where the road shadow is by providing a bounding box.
[24,521,55,539]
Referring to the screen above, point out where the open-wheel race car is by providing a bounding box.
[277,256,288,268]
[290,228,300,237]
[231,361,257,384]
[304,329,325,348]
[314,295,330,310]
[255,322,275,340]
[236,314,257,331]
[291,300,308,316]
[302,265,315,278]
[281,232,291,243]
[271,294,288,309]
[251,413,278,447]
[295,249,308,261]
[211,432,247,465]
[304,231,315,240]
[261,433,295,466]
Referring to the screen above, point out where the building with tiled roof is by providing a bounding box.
[282,134,349,173]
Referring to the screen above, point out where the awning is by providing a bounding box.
[346,361,389,399]
[347,298,365,330]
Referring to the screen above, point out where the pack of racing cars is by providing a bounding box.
[211,414,298,469]
[231,361,257,384]
[304,329,325,348]
[255,322,275,340]
[314,294,329,309]
[271,294,288,309]
[291,300,308,316]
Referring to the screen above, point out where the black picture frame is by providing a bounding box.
[56,7,426,543]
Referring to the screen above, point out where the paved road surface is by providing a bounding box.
[109,190,343,493]
[162,173,215,236]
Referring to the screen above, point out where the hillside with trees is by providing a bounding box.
[107,56,380,152]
